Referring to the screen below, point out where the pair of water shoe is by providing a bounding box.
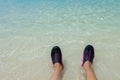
[51,45,94,67]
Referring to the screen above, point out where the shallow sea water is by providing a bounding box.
[0,0,120,80]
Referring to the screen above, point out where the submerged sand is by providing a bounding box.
[0,0,120,80]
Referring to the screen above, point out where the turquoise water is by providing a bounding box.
[0,0,120,80]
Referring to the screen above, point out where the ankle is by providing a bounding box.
[54,63,63,70]
[83,61,92,71]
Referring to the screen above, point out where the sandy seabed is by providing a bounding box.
[0,0,120,80]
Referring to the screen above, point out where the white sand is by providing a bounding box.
[0,0,120,80]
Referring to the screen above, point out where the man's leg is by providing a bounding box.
[83,61,97,80]
[51,63,63,80]
[82,45,97,80]
[51,46,63,80]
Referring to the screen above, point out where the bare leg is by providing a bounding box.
[83,61,97,80]
[51,63,63,80]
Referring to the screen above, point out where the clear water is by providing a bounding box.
[0,0,120,80]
